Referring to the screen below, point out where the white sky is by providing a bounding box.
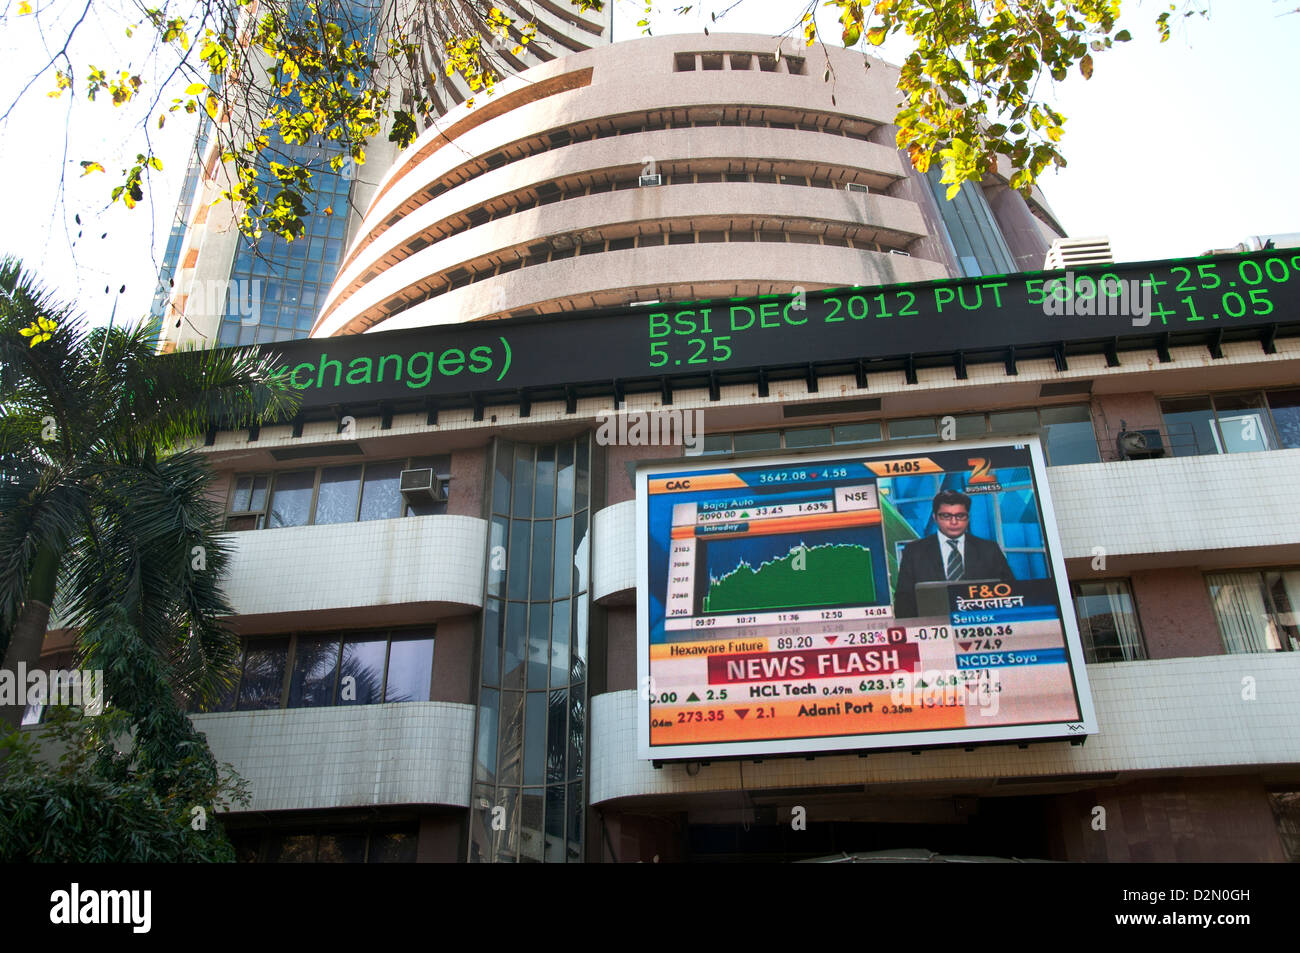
[0,0,1296,329]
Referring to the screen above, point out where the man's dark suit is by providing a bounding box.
[891,533,1015,618]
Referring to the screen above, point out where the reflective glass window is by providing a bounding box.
[267,470,314,527]
[313,465,361,524]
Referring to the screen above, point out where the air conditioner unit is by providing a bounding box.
[1116,428,1165,460]
[638,174,662,187]
[845,183,870,194]
[399,468,445,503]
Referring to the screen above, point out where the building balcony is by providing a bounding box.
[194,702,475,812]
[220,514,487,630]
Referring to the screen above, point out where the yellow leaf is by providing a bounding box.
[18,2,32,14]
[79,161,105,176]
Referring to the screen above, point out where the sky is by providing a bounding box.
[0,0,1296,329]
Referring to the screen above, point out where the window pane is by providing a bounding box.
[534,446,556,519]
[385,632,434,702]
[267,470,314,527]
[508,521,531,600]
[267,834,315,863]
[568,682,585,780]
[524,693,547,786]
[833,422,881,444]
[237,638,289,710]
[702,434,733,454]
[1072,581,1144,663]
[476,687,499,783]
[1212,394,1273,454]
[1207,571,1279,653]
[287,635,340,708]
[785,427,832,448]
[555,442,575,516]
[530,521,553,601]
[368,831,418,863]
[339,636,387,704]
[547,689,568,785]
[317,833,367,863]
[528,606,550,690]
[359,462,403,521]
[1044,417,1100,466]
[483,598,502,689]
[250,475,269,511]
[545,784,567,863]
[232,476,253,512]
[1264,571,1300,651]
[314,465,362,524]
[567,780,583,861]
[951,413,987,437]
[513,445,535,518]
[552,517,573,598]
[488,517,508,598]
[575,435,590,510]
[492,441,514,515]
[550,600,570,687]
[1267,390,1300,450]
[733,431,780,452]
[1161,397,1217,456]
[1040,404,1091,426]
[498,691,524,788]
[988,410,1037,433]
[503,602,527,689]
[519,788,545,863]
[889,417,936,439]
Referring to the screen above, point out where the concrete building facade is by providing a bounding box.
[107,33,1300,862]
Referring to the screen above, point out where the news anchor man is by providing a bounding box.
[892,489,1015,618]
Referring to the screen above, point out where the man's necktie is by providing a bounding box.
[946,539,964,581]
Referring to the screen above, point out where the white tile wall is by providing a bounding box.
[593,502,636,602]
[589,653,1300,803]
[222,514,487,616]
[194,702,476,811]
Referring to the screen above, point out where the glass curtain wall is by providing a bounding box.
[924,167,1017,278]
[470,437,592,862]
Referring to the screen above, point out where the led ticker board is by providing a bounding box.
[249,248,1299,413]
[635,438,1097,761]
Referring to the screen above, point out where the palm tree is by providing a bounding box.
[0,257,300,730]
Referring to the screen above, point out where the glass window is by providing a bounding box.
[889,417,936,439]
[555,442,575,517]
[1211,393,1273,453]
[733,431,780,453]
[950,413,987,437]
[267,470,314,527]
[1072,580,1146,663]
[1267,389,1300,450]
[339,635,388,704]
[385,632,434,702]
[534,446,556,519]
[358,462,403,521]
[988,410,1038,434]
[492,441,514,516]
[237,638,289,710]
[833,422,882,444]
[523,692,549,789]
[1208,569,1300,653]
[784,427,832,448]
[701,434,733,454]
[287,635,340,708]
[1161,397,1218,456]
[1041,404,1100,465]
[313,465,361,524]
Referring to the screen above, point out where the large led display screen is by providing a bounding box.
[635,438,1097,760]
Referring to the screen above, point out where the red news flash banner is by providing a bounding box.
[706,645,921,684]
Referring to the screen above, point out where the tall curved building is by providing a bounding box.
[315,33,1063,337]
[78,32,1296,866]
